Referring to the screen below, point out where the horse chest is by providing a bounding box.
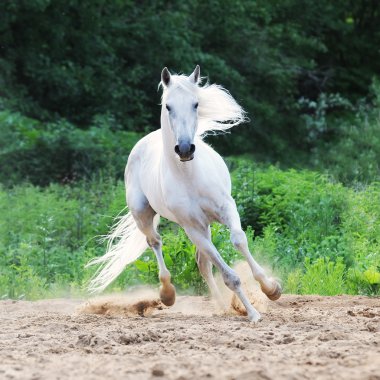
[163,187,224,225]
[139,166,224,226]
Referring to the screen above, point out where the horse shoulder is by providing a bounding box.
[125,130,162,196]
[126,130,162,169]
[198,142,232,193]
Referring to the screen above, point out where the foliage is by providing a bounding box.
[230,159,380,295]
[0,110,141,185]
[286,257,346,295]
[1,0,380,301]
[1,0,379,159]
[309,79,380,184]
[1,163,379,299]
[0,178,124,299]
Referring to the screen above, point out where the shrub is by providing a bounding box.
[230,158,380,295]
[290,257,346,295]
[1,162,380,299]
[309,79,380,184]
[0,110,141,185]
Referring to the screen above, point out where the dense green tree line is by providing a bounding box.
[1,0,380,179]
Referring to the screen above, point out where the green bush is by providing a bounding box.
[0,178,124,299]
[285,257,346,295]
[2,1,380,159]
[230,159,380,295]
[307,79,380,184]
[1,162,380,299]
[0,110,141,185]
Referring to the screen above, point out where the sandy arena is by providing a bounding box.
[1,291,379,380]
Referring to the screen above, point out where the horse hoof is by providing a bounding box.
[263,280,282,301]
[160,283,176,306]
[248,311,262,323]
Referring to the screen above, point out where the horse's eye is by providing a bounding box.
[194,102,199,109]
[166,104,171,112]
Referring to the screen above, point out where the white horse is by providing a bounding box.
[88,66,281,322]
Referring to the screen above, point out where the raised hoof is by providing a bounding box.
[263,280,282,301]
[159,283,176,306]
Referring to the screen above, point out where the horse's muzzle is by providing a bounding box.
[174,143,195,162]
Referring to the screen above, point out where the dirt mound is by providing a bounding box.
[0,295,379,380]
[79,289,162,317]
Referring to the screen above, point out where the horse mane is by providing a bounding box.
[160,74,247,137]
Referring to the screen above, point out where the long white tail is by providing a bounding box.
[86,211,149,293]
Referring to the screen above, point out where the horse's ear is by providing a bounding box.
[161,67,171,87]
[189,65,200,84]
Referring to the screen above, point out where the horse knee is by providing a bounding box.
[231,229,247,251]
[223,269,241,291]
[147,234,162,250]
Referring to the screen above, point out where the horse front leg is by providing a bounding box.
[221,199,282,301]
[146,225,176,307]
[185,224,261,322]
[129,193,176,307]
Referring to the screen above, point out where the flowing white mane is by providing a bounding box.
[160,74,247,137]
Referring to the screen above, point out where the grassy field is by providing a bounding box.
[1,158,379,300]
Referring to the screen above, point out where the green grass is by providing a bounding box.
[1,160,379,300]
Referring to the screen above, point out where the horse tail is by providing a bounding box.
[87,211,153,293]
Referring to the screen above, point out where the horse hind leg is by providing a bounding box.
[195,226,225,307]
[232,228,281,300]
[223,201,282,301]
[196,249,226,309]
[129,196,176,307]
[185,225,261,322]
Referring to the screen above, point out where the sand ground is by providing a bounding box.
[0,292,379,380]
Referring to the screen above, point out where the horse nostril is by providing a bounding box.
[175,142,195,158]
